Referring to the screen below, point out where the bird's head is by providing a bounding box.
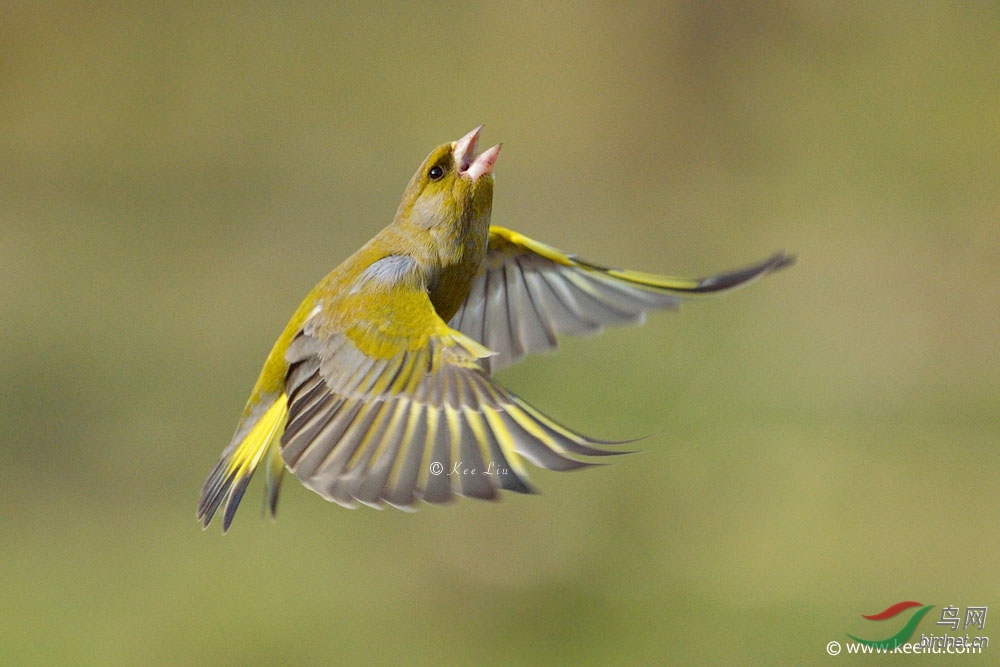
[394,126,501,233]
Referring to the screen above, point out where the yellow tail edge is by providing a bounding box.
[197,393,288,532]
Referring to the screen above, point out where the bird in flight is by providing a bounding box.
[198,126,794,531]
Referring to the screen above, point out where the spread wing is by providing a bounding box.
[279,255,621,509]
[448,226,795,371]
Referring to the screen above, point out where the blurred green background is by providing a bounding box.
[2,2,997,664]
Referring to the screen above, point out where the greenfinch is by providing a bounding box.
[198,126,793,532]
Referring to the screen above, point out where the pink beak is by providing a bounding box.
[453,125,501,180]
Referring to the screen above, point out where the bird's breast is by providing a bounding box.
[427,226,488,322]
[427,257,480,323]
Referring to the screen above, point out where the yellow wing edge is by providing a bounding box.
[487,225,795,293]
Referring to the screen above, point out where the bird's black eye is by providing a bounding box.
[428,165,445,181]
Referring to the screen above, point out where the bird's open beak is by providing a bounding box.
[454,125,501,181]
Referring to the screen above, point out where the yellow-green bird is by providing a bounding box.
[197,126,794,532]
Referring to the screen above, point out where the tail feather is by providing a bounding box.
[197,393,288,532]
[263,441,286,520]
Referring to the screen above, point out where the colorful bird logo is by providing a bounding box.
[847,601,935,649]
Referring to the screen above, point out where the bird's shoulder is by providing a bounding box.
[297,242,448,360]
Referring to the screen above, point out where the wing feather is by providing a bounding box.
[449,226,795,370]
[277,260,625,510]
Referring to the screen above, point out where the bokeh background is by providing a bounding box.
[2,2,997,664]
